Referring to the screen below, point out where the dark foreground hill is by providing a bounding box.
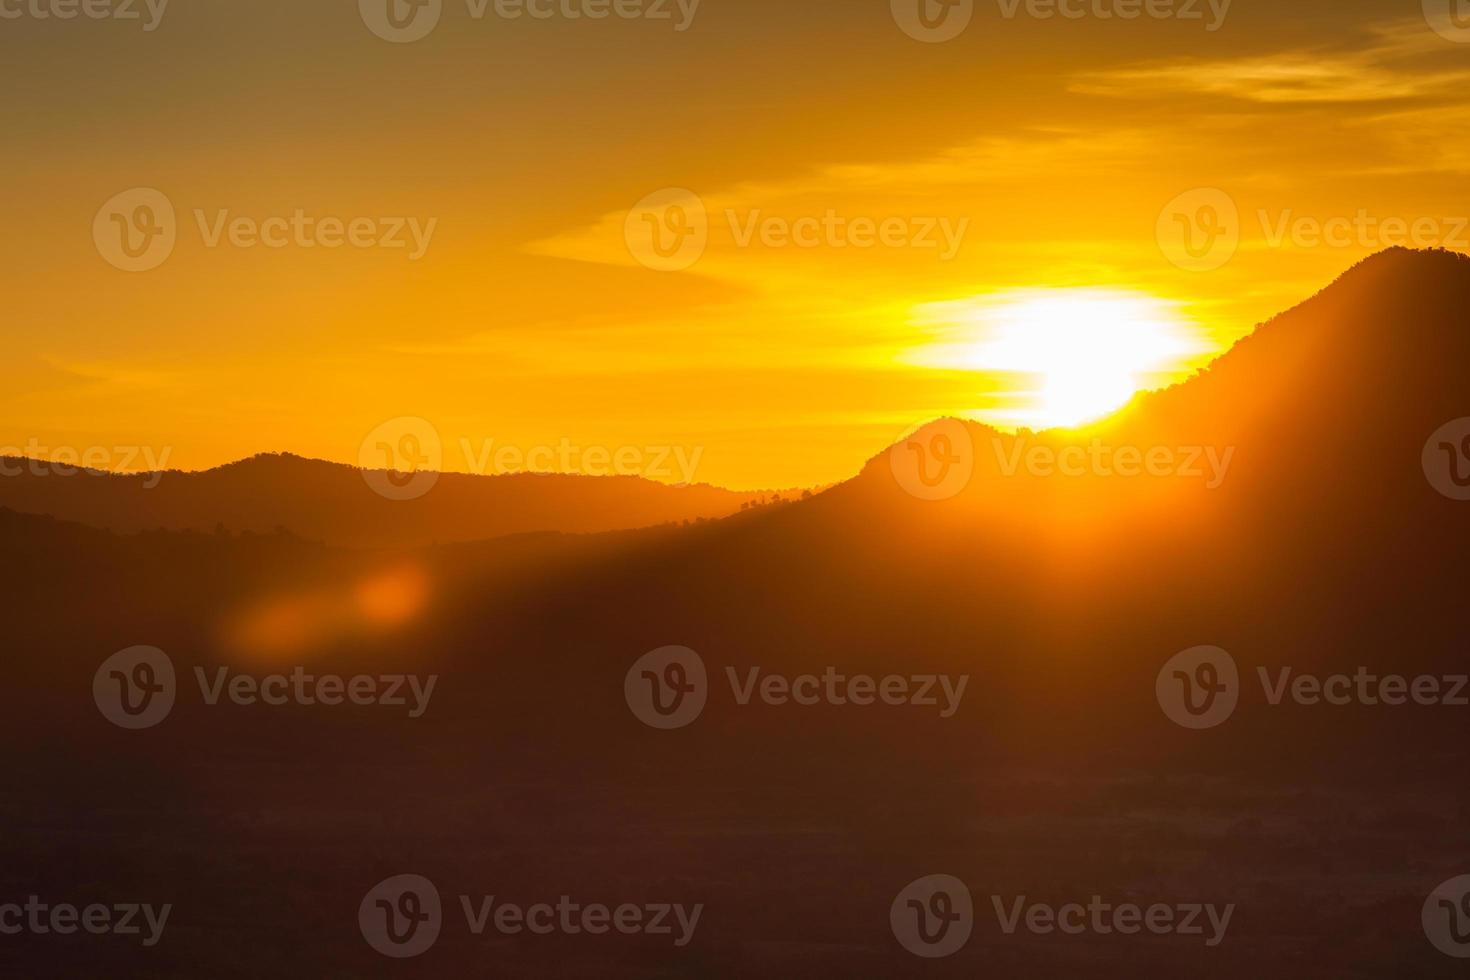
[3,249,1469,978]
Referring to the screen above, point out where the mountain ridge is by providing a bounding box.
[0,449,799,548]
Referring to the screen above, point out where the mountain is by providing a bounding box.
[0,451,791,548]
[4,249,1469,978]
[774,245,1470,593]
[844,246,1470,513]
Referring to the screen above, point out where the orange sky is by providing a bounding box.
[5,1,1470,488]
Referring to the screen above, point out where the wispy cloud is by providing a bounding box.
[1072,18,1470,104]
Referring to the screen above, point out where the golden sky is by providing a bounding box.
[4,0,1469,488]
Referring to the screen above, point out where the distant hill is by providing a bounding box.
[0,451,793,547]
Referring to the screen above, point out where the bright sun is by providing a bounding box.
[908,288,1210,430]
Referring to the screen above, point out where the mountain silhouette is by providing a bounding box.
[0,451,786,547]
[5,248,1469,978]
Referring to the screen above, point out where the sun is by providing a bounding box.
[907,288,1211,430]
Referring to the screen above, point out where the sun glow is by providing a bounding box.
[908,288,1211,430]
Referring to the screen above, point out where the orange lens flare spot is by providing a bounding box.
[354,566,430,626]
[219,562,432,659]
